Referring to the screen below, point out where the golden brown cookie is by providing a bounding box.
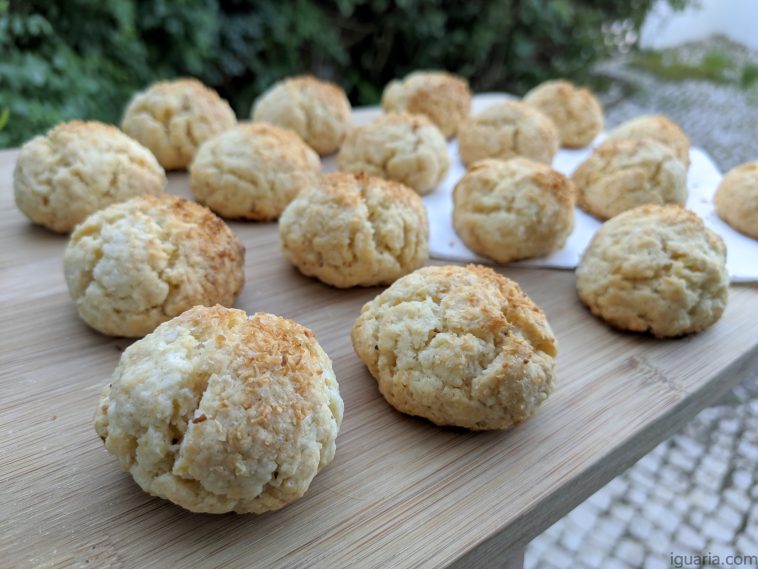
[572,138,687,220]
[606,115,691,168]
[251,75,352,155]
[453,158,575,263]
[337,112,450,195]
[381,70,472,138]
[523,79,604,148]
[458,100,560,166]
[190,123,320,220]
[122,78,237,170]
[576,205,728,337]
[352,264,557,430]
[13,121,166,233]
[63,195,245,337]
[279,172,429,287]
[714,162,758,239]
[95,305,343,514]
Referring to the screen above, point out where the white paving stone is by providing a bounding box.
[689,508,705,527]
[603,558,631,569]
[675,437,703,459]
[716,504,744,531]
[690,489,719,512]
[628,517,655,541]
[675,525,706,551]
[596,518,626,543]
[722,488,749,513]
[643,556,668,569]
[568,505,599,529]
[617,539,645,567]
[588,490,613,511]
[732,469,753,490]
[702,519,736,542]
[560,527,584,552]
[626,488,648,507]
[655,509,681,535]
[669,450,697,471]
[720,418,740,434]
[736,534,758,556]
[611,503,636,523]
[542,545,573,568]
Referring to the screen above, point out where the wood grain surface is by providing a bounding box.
[2,104,758,569]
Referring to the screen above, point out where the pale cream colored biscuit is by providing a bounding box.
[572,138,687,220]
[13,121,166,233]
[336,112,450,195]
[95,305,343,514]
[280,172,429,287]
[453,158,575,263]
[64,195,245,337]
[122,78,237,170]
[576,205,728,338]
[190,123,320,220]
[351,264,557,430]
[381,70,472,138]
[523,79,604,148]
[606,115,691,168]
[714,162,758,239]
[251,75,352,155]
[458,100,559,166]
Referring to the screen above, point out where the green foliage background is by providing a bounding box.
[0,0,688,147]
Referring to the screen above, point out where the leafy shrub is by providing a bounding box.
[0,0,689,147]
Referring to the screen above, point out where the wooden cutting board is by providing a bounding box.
[1,105,758,569]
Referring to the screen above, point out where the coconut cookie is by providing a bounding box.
[251,75,352,155]
[523,79,604,148]
[381,70,472,138]
[572,138,687,221]
[715,162,758,239]
[352,264,557,430]
[190,123,320,220]
[95,305,343,514]
[337,112,449,195]
[13,121,166,233]
[576,205,728,338]
[280,172,429,287]
[458,100,559,166]
[122,78,236,170]
[606,115,691,168]
[64,195,245,337]
[453,158,575,263]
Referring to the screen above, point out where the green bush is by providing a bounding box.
[0,0,689,147]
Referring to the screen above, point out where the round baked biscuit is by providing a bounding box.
[381,70,472,138]
[523,79,604,148]
[714,162,758,239]
[13,121,166,233]
[280,172,429,287]
[336,112,450,195]
[576,205,728,338]
[95,305,343,514]
[606,115,691,168]
[572,138,687,221]
[64,195,245,337]
[122,78,236,170]
[351,264,557,430]
[251,75,351,155]
[453,158,575,263]
[190,123,320,220]
[458,100,560,166]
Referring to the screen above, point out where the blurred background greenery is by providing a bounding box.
[0,0,689,147]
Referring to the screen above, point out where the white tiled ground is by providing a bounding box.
[526,39,758,569]
[527,377,758,569]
